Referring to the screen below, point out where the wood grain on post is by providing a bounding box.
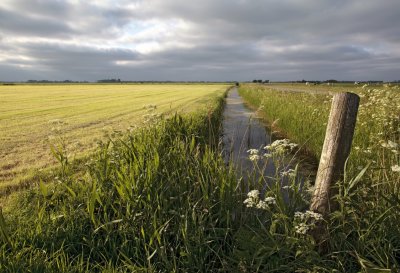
[311,92,360,216]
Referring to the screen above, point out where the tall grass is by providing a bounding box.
[238,83,400,271]
[1,94,242,272]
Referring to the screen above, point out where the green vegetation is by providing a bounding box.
[239,83,399,178]
[1,83,399,272]
[0,84,228,194]
[238,83,400,271]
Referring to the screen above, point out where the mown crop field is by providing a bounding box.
[0,84,228,194]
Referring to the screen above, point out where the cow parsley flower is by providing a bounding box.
[293,210,323,235]
[247,149,259,155]
[264,196,276,205]
[249,154,261,161]
[247,149,261,161]
[392,165,400,172]
[295,223,309,235]
[243,190,259,208]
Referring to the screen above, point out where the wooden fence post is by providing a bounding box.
[311,92,360,216]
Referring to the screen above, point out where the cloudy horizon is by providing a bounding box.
[1,0,400,82]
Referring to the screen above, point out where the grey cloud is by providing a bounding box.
[1,0,400,81]
[0,6,74,37]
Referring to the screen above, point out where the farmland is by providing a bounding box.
[0,84,228,193]
[1,82,400,272]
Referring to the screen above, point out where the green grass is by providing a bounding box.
[239,83,399,176]
[237,83,400,271]
[0,84,228,194]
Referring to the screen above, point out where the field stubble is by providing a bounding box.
[0,84,228,194]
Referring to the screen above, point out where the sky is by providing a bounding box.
[0,0,400,82]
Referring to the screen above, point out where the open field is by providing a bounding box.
[1,83,400,272]
[0,84,228,192]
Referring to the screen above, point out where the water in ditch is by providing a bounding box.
[221,87,317,190]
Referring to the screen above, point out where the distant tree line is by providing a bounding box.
[97,78,121,83]
[26,80,89,83]
[252,79,269,83]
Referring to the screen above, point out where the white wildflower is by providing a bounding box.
[391,165,400,172]
[264,139,298,155]
[249,154,261,161]
[247,149,260,161]
[295,223,309,235]
[243,190,260,207]
[263,153,272,159]
[294,211,306,221]
[247,149,259,155]
[243,198,256,208]
[247,190,259,199]
[305,210,323,221]
[264,196,276,205]
[256,201,269,210]
[294,210,323,222]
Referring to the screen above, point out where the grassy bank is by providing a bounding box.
[239,83,399,177]
[238,83,400,271]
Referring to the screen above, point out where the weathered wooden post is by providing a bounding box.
[310,92,360,245]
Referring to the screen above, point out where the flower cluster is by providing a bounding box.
[243,190,276,210]
[264,139,298,155]
[293,210,323,235]
[247,149,261,161]
[392,165,400,172]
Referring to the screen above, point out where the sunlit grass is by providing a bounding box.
[239,83,399,177]
[0,84,228,192]
[238,83,400,271]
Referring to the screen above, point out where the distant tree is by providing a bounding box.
[326,79,338,83]
[264,80,269,83]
